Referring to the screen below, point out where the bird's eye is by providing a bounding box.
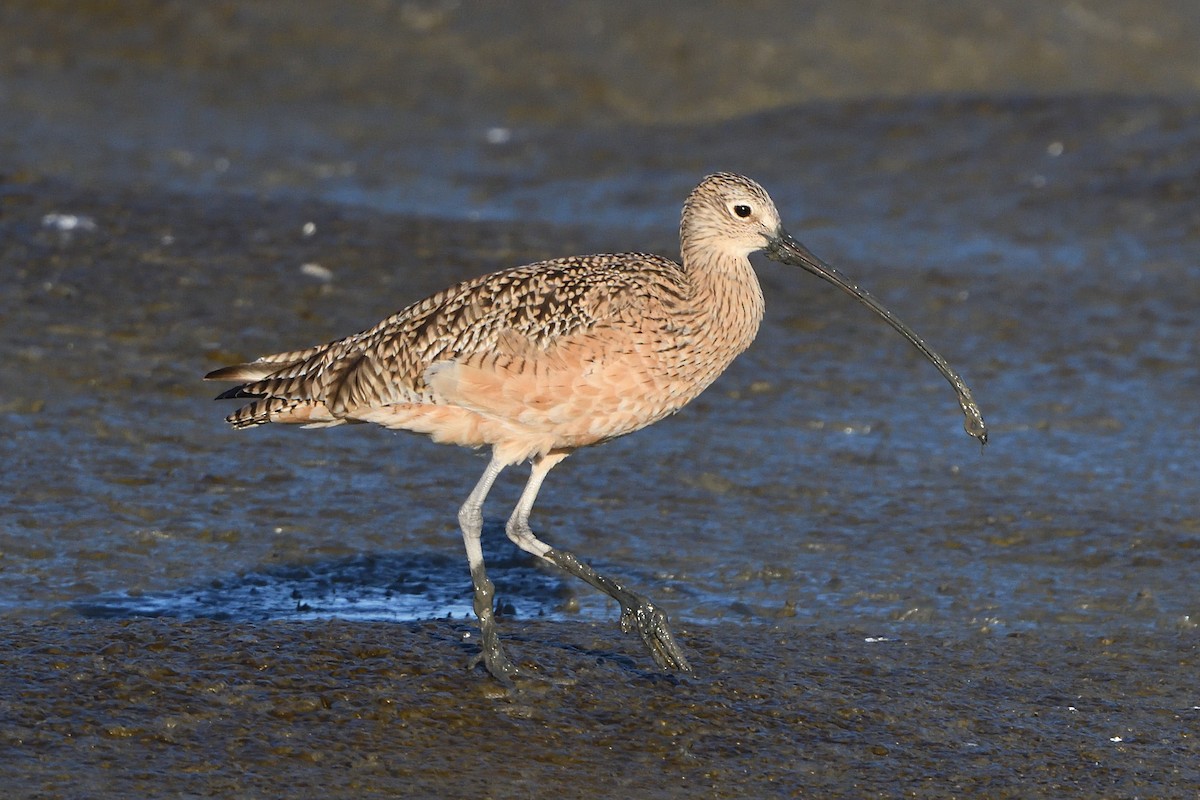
[732,204,752,218]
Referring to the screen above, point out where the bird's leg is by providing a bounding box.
[505,454,691,673]
[458,456,521,681]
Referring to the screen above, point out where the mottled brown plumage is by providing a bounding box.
[206,173,986,681]
[210,247,758,464]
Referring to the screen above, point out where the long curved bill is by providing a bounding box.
[764,229,988,445]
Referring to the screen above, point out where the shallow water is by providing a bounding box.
[2,2,1199,797]
[6,100,1197,638]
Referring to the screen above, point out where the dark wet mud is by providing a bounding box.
[4,617,1198,799]
[3,2,1200,797]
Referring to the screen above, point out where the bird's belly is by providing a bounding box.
[354,348,729,464]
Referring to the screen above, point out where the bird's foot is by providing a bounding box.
[540,547,691,673]
[619,600,692,673]
[468,618,529,683]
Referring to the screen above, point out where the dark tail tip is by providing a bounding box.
[214,386,262,401]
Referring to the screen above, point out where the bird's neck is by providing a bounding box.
[680,246,766,355]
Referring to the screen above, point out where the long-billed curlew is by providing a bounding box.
[206,173,987,680]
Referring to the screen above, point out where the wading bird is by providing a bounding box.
[206,173,987,680]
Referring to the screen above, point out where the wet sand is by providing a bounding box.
[3,2,1200,797]
[4,141,1197,800]
[5,617,1197,799]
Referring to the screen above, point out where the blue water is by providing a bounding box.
[2,5,1198,643]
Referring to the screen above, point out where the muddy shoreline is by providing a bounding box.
[5,616,1197,799]
[3,2,1199,796]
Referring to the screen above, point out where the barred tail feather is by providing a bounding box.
[225,398,344,429]
[204,362,289,383]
